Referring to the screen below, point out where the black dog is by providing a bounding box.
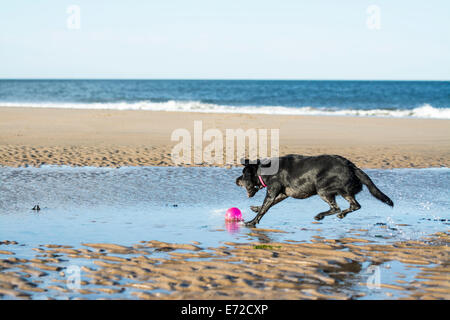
[236,154,393,226]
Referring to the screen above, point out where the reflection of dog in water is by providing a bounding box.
[236,154,394,226]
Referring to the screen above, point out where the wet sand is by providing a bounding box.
[0,232,448,300]
[1,107,449,168]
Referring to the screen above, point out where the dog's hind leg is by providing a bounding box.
[337,195,361,219]
[314,194,341,221]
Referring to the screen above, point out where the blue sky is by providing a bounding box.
[0,0,449,80]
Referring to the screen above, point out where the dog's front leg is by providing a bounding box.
[245,187,281,227]
[251,193,287,213]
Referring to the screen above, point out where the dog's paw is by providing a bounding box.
[250,206,260,213]
[244,220,257,227]
[314,214,324,221]
[337,213,346,219]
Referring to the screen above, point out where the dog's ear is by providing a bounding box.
[240,158,259,166]
[259,158,271,168]
[240,158,249,166]
[240,158,271,167]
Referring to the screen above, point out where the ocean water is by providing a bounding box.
[0,80,449,118]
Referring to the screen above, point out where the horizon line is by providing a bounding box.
[0,78,449,82]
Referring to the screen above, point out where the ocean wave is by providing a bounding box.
[1,101,449,119]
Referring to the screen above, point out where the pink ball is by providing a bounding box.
[225,207,243,221]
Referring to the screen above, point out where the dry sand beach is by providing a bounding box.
[0,107,449,169]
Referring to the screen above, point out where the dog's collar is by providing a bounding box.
[258,175,267,188]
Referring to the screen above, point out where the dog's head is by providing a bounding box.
[236,159,267,198]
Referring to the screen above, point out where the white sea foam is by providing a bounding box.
[1,101,449,119]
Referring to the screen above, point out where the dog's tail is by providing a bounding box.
[355,168,394,207]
